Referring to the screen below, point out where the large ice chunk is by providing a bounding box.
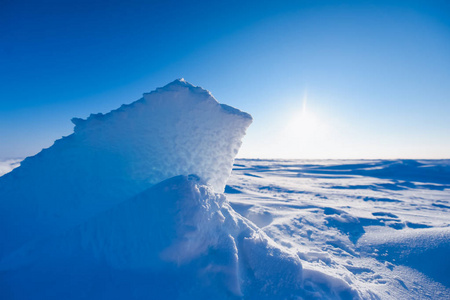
[70,79,251,193]
[0,175,307,299]
[0,79,252,258]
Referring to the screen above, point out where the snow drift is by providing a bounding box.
[226,159,450,299]
[0,79,251,259]
[1,175,308,299]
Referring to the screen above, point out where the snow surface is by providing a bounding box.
[226,159,450,299]
[1,175,311,299]
[2,157,448,299]
[0,79,251,259]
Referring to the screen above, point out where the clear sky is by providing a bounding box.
[1,0,449,159]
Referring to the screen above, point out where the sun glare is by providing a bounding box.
[284,92,323,138]
[279,91,330,158]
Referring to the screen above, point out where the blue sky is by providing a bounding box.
[1,0,449,159]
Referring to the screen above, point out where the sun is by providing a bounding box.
[283,92,321,139]
[278,91,330,158]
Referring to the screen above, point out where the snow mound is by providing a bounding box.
[358,227,450,287]
[0,175,313,299]
[0,79,252,259]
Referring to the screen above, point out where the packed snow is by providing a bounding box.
[0,79,251,260]
[226,159,450,299]
[1,174,313,299]
[1,80,449,299]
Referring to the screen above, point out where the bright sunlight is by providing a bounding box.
[278,91,331,158]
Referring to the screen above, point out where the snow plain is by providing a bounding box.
[226,159,450,299]
[1,158,448,299]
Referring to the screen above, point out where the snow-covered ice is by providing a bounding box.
[1,80,449,299]
[0,79,251,259]
[226,159,450,299]
[1,174,312,299]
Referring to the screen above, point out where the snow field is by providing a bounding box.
[226,159,450,299]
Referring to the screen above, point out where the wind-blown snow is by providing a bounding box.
[0,79,251,259]
[226,159,450,299]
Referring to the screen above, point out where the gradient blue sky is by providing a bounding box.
[1,0,449,159]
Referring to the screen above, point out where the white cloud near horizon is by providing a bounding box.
[0,159,22,177]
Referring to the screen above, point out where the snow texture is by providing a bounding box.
[226,159,450,299]
[0,79,252,259]
[0,175,314,299]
